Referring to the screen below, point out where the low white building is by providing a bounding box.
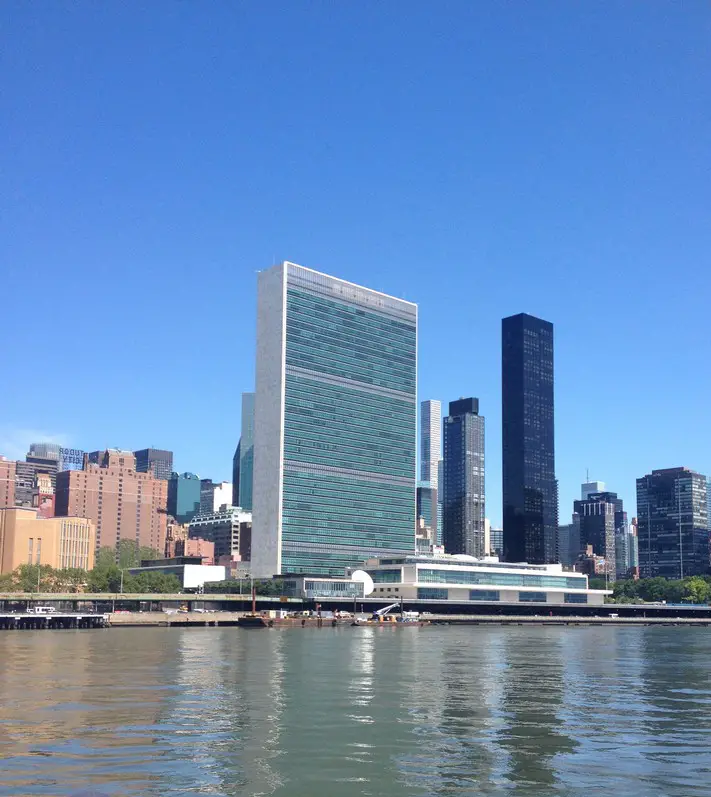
[129,560,227,591]
[360,553,610,606]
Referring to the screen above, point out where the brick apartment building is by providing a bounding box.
[0,457,15,508]
[55,449,167,552]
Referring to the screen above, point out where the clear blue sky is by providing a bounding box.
[2,2,710,526]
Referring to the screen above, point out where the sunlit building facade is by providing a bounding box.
[252,262,417,577]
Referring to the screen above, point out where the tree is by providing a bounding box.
[124,571,180,593]
[116,539,163,568]
[87,564,122,593]
[588,576,607,591]
[14,564,56,592]
[55,568,88,593]
[95,546,118,569]
[683,577,711,605]
[0,571,17,592]
[638,577,669,603]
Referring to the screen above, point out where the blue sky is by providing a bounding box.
[2,2,710,526]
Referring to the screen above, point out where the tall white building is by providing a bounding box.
[252,262,418,578]
[420,400,441,486]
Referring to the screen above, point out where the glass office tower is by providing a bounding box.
[238,392,255,511]
[502,313,557,563]
[134,448,173,481]
[252,262,417,577]
[636,467,709,578]
[442,398,485,557]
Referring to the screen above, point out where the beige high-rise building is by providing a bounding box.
[0,507,95,573]
[55,449,167,553]
[0,457,16,508]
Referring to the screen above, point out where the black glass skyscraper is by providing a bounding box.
[502,313,556,563]
[442,398,485,557]
[134,448,173,481]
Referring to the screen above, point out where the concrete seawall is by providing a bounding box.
[105,612,711,628]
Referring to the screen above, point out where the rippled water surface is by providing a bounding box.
[2,625,711,796]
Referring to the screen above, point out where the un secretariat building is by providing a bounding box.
[251,261,417,577]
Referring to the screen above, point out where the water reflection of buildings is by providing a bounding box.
[497,628,577,789]
[0,631,169,795]
[637,628,711,793]
[388,627,508,794]
[156,629,287,796]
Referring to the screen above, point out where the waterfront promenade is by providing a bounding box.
[4,609,711,630]
[4,592,711,624]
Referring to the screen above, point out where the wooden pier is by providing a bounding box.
[0,613,109,630]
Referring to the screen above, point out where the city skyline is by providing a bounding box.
[3,5,710,526]
[2,296,708,530]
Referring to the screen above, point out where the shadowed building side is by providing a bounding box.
[502,313,557,564]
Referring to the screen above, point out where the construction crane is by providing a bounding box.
[371,602,401,620]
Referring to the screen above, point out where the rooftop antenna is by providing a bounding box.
[586,467,589,482]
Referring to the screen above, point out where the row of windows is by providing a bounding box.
[287,290,416,348]
[470,590,500,601]
[284,422,415,460]
[284,493,414,517]
[287,286,416,331]
[284,502,413,524]
[286,352,415,395]
[417,568,586,589]
[287,336,415,382]
[284,405,414,439]
[417,588,448,600]
[284,448,414,480]
[287,301,416,343]
[284,476,414,501]
[519,591,547,602]
[285,328,416,380]
[370,569,402,582]
[285,475,414,502]
[286,385,414,429]
[411,588,588,603]
[287,286,416,332]
[287,313,414,374]
[302,580,363,597]
[282,530,414,547]
[287,375,415,413]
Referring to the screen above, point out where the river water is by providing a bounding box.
[1,625,710,796]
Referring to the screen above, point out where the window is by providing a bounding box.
[36,538,42,565]
[370,569,401,583]
[417,587,448,600]
[28,538,33,564]
[519,591,546,602]
[564,593,587,604]
[469,590,500,601]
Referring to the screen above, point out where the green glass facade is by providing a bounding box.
[417,567,586,589]
[281,272,417,575]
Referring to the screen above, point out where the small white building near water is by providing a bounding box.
[129,558,227,590]
[358,553,611,606]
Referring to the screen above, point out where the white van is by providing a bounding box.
[29,606,57,615]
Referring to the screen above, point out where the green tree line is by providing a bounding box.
[595,575,711,605]
[0,540,181,594]
[203,579,287,596]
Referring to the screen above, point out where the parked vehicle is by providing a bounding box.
[28,606,57,615]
